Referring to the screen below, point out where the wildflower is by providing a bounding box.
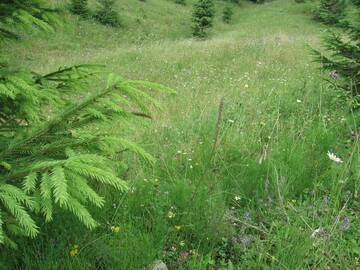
[179,240,185,247]
[69,244,80,257]
[174,225,181,231]
[167,211,176,219]
[296,99,302,103]
[228,119,235,123]
[340,216,350,231]
[330,70,339,79]
[327,151,343,164]
[244,84,249,88]
[190,249,197,256]
[111,226,121,233]
[180,251,189,258]
[234,195,241,201]
[322,195,329,207]
[311,227,326,238]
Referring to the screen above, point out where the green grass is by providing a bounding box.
[1,0,360,269]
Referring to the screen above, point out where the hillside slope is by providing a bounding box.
[2,0,360,269]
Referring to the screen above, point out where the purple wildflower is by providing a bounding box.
[322,195,330,207]
[340,216,350,231]
[330,70,339,79]
[180,251,189,258]
[243,211,250,221]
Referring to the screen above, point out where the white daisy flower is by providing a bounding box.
[327,151,343,164]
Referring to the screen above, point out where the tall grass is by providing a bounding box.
[1,0,360,269]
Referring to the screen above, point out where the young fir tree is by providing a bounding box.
[314,0,347,25]
[175,0,186,5]
[313,7,360,98]
[192,0,215,38]
[0,0,173,247]
[249,0,265,4]
[222,6,234,24]
[70,0,89,18]
[94,0,121,27]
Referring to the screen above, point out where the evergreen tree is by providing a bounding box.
[222,6,233,24]
[0,0,173,247]
[94,0,121,27]
[192,0,215,38]
[70,0,89,18]
[314,0,347,25]
[313,7,360,98]
[248,0,265,3]
[175,0,186,5]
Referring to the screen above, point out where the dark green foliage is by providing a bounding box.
[248,0,265,4]
[222,6,233,24]
[94,0,121,27]
[175,0,186,5]
[70,0,89,18]
[192,0,215,38]
[0,0,59,40]
[313,0,347,25]
[313,8,360,98]
[353,0,360,6]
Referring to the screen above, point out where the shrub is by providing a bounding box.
[192,0,215,38]
[93,0,121,27]
[313,7,360,98]
[222,6,233,24]
[70,0,89,18]
[313,0,347,25]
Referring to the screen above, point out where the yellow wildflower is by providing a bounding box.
[174,225,181,231]
[69,245,80,257]
[111,226,121,233]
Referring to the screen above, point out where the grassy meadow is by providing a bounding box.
[1,0,360,269]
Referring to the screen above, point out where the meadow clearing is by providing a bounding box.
[1,0,360,269]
